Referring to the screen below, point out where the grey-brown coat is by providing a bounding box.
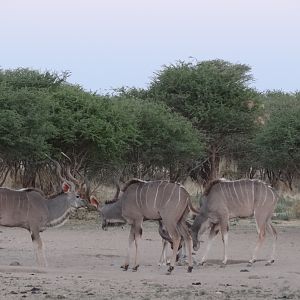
[92,179,199,274]
[191,179,278,266]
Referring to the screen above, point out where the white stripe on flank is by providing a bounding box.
[219,183,227,201]
[224,183,230,200]
[26,193,30,220]
[135,185,139,208]
[145,183,150,209]
[153,181,163,209]
[261,184,268,207]
[244,180,249,207]
[270,187,276,204]
[232,182,240,205]
[259,183,263,206]
[176,185,181,208]
[165,184,177,207]
[161,182,169,199]
[228,183,235,201]
[239,181,245,202]
[252,180,255,205]
[139,184,144,208]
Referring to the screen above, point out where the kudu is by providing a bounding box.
[91,179,199,274]
[90,196,185,266]
[90,184,125,230]
[191,179,278,266]
[0,160,86,267]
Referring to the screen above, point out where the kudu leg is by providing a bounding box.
[200,224,219,265]
[177,221,193,272]
[31,232,47,268]
[220,222,229,265]
[248,221,267,266]
[121,225,135,271]
[132,221,143,272]
[158,239,168,266]
[164,224,180,274]
[265,222,277,266]
[177,240,186,265]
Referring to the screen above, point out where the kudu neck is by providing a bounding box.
[46,192,72,227]
[102,198,123,220]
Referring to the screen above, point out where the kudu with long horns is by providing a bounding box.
[0,158,87,267]
[191,179,278,266]
[91,179,199,274]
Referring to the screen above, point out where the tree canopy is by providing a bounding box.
[0,63,299,191]
[147,59,260,183]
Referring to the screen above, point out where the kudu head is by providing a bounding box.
[89,183,121,230]
[89,195,107,230]
[191,213,210,251]
[50,157,87,209]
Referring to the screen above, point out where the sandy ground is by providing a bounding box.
[0,215,300,300]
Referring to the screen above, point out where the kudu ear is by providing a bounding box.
[90,195,100,209]
[62,182,71,193]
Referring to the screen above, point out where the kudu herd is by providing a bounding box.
[0,159,87,267]
[1,168,280,274]
[92,178,279,273]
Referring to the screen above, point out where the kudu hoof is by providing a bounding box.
[121,264,129,271]
[132,265,139,272]
[187,266,193,273]
[166,266,174,275]
[247,261,254,267]
[265,260,275,266]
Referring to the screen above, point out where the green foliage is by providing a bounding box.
[147,59,260,181]
[149,60,258,135]
[0,68,68,90]
[0,68,205,185]
[255,92,300,176]
[1,65,300,192]
[274,195,299,220]
[111,97,204,178]
[0,71,58,161]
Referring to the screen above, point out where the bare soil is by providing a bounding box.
[0,215,300,299]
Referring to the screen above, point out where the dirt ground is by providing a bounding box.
[0,214,299,300]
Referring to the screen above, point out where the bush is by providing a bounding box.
[274,196,299,220]
[293,199,300,219]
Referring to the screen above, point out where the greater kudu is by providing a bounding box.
[90,184,125,230]
[0,160,86,267]
[191,179,278,266]
[90,196,185,266]
[91,179,199,274]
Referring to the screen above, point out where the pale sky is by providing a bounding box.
[1,0,299,93]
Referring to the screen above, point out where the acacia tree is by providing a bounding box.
[0,69,62,186]
[253,91,300,189]
[109,97,205,181]
[0,68,205,188]
[148,59,260,184]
